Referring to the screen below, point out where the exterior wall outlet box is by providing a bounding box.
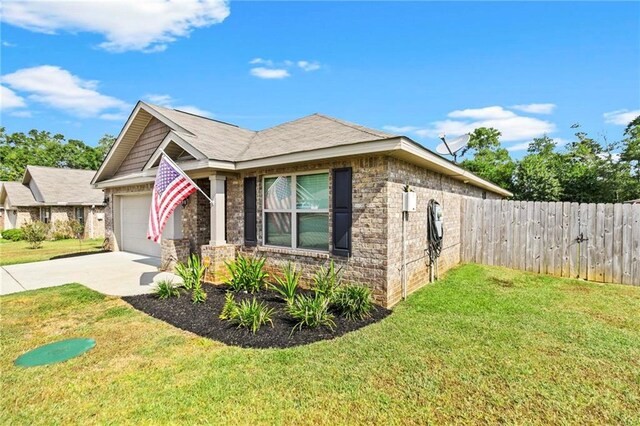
[96,213,105,221]
[403,192,417,212]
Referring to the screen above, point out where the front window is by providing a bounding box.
[39,207,51,224]
[263,172,329,251]
[75,207,84,225]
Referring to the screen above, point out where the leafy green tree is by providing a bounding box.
[0,128,111,181]
[96,134,116,161]
[512,136,563,200]
[459,127,515,191]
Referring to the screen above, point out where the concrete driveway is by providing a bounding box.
[1,252,180,296]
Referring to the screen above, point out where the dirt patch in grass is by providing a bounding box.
[490,277,514,287]
[123,285,391,349]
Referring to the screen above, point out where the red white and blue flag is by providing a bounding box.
[147,155,197,243]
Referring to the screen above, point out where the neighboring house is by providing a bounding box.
[0,166,106,239]
[93,101,512,307]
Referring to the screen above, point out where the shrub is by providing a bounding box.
[311,260,343,300]
[332,285,374,320]
[22,221,48,249]
[175,253,206,290]
[225,254,269,293]
[192,282,207,304]
[2,228,23,241]
[154,279,181,299]
[288,294,335,334]
[227,298,275,333]
[270,262,300,305]
[51,219,74,240]
[219,292,238,320]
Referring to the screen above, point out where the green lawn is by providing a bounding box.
[1,264,639,424]
[0,238,104,266]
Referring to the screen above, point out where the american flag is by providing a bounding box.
[147,155,197,243]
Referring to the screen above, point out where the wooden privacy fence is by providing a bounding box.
[461,199,640,285]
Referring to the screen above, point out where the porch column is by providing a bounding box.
[209,174,226,246]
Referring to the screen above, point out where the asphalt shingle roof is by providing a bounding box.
[24,166,104,205]
[143,103,397,162]
[1,181,38,206]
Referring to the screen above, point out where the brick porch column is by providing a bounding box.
[209,174,226,246]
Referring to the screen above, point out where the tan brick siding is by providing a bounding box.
[385,157,500,306]
[114,118,170,177]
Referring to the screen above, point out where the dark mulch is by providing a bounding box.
[122,285,391,349]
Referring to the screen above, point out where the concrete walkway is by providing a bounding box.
[1,252,180,296]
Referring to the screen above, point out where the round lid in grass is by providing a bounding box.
[15,338,96,367]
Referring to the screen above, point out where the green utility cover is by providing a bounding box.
[15,338,96,367]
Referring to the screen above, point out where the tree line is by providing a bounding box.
[1,117,639,203]
[0,128,115,181]
[459,116,640,203]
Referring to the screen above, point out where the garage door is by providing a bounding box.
[120,194,161,257]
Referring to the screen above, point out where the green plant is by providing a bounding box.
[2,228,23,241]
[175,253,206,290]
[311,260,343,300]
[191,282,207,304]
[270,262,300,305]
[225,254,269,293]
[229,298,275,333]
[22,221,49,249]
[219,292,238,320]
[154,279,181,299]
[51,219,74,240]
[332,285,374,320]
[288,294,335,334]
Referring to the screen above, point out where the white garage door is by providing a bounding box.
[120,194,161,257]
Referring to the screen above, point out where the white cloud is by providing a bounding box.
[448,106,517,120]
[248,58,321,79]
[603,109,640,126]
[0,0,230,53]
[297,60,321,72]
[383,125,419,133]
[388,105,556,143]
[10,110,33,118]
[511,103,556,114]
[144,93,212,117]
[2,41,17,47]
[2,65,130,118]
[250,67,290,80]
[0,85,27,110]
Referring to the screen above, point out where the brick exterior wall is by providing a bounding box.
[161,238,190,271]
[385,157,500,306]
[225,155,390,304]
[182,178,211,254]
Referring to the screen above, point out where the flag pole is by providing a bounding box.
[159,150,215,205]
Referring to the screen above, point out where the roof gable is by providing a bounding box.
[1,181,38,207]
[24,166,104,205]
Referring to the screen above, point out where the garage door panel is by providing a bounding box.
[121,194,161,257]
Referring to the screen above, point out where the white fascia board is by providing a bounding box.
[142,131,207,171]
[235,138,403,170]
[94,158,235,189]
[398,138,513,197]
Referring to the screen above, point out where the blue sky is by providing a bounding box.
[1,1,638,158]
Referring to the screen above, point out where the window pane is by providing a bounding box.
[265,213,291,247]
[296,173,329,210]
[264,176,291,210]
[297,213,329,250]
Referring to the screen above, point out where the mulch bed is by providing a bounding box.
[122,285,391,349]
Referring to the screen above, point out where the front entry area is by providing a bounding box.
[116,193,181,258]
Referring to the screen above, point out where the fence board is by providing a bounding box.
[459,200,636,285]
[603,204,614,283]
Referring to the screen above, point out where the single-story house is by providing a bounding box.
[93,101,511,307]
[0,166,106,238]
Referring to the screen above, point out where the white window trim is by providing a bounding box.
[262,170,330,252]
[39,206,51,223]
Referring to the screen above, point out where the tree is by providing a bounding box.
[512,136,563,201]
[96,134,116,161]
[459,127,515,192]
[0,128,109,181]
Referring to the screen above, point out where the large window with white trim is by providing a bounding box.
[263,172,329,251]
